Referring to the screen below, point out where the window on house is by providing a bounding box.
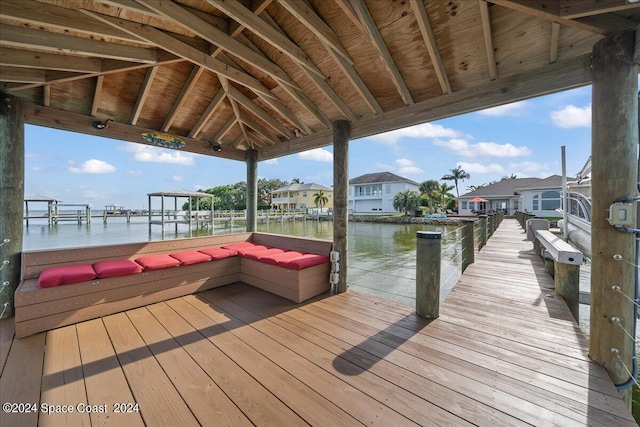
[461,201,467,210]
[386,184,391,194]
[541,191,561,210]
[365,186,371,196]
[533,195,539,210]
[302,192,307,197]
[469,202,475,210]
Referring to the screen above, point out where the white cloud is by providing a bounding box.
[119,144,195,165]
[128,170,142,176]
[507,161,548,174]
[477,101,529,117]
[550,104,591,128]
[433,138,531,158]
[172,175,184,182]
[298,148,333,162]
[457,162,505,174]
[68,159,116,174]
[396,158,423,175]
[369,123,462,145]
[262,158,279,165]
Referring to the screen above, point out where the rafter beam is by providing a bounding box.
[349,0,414,105]
[84,11,274,98]
[189,88,226,138]
[479,1,497,81]
[0,48,102,73]
[558,0,640,19]
[219,77,251,147]
[238,112,280,145]
[43,85,51,107]
[225,84,295,139]
[206,0,325,79]
[130,66,159,125]
[278,0,381,115]
[23,102,247,161]
[260,54,593,160]
[0,0,146,45]
[333,0,366,34]
[550,22,560,64]
[410,0,451,94]
[0,24,157,63]
[212,115,237,143]
[91,75,104,117]
[136,0,298,91]
[0,66,45,83]
[277,0,353,65]
[162,65,204,132]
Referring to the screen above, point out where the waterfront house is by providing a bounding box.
[348,172,419,214]
[271,183,333,211]
[458,175,566,217]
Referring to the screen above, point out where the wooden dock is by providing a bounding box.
[0,219,636,426]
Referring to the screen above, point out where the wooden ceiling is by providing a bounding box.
[1,0,639,162]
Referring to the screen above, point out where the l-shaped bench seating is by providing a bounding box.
[14,232,332,338]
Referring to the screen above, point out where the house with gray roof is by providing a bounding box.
[271,183,333,210]
[458,175,566,217]
[349,172,420,214]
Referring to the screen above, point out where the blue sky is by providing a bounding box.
[25,86,592,209]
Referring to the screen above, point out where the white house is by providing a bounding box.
[458,175,566,217]
[349,172,420,214]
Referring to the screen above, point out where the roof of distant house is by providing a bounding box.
[460,175,568,198]
[272,183,333,193]
[349,172,420,186]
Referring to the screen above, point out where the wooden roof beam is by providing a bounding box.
[333,0,366,34]
[277,0,353,65]
[238,111,280,145]
[410,0,452,94]
[0,0,147,46]
[550,22,560,64]
[136,0,299,91]
[220,77,252,148]
[225,84,295,139]
[348,0,414,105]
[162,65,205,132]
[91,75,104,117]
[558,0,640,19]
[490,0,638,35]
[0,48,102,73]
[212,115,237,143]
[0,24,157,63]
[130,66,159,126]
[23,102,247,161]
[260,53,593,160]
[0,66,45,84]
[206,0,325,79]
[189,88,226,139]
[479,1,498,81]
[278,0,382,115]
[84,11,274,98]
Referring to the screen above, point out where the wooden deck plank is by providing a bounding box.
[123,306,253,427]
[101,312,200,427]
[153,299,309,427]
[0,331,45,427]
[40,325,90,427]
[75,318,144,427]
[0,317,15,376]
[197,289,471,427]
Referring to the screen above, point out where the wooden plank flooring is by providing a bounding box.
[0,218,636,426]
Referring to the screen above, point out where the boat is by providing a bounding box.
[558,157,591,258]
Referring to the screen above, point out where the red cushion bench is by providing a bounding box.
[15,232,332,338]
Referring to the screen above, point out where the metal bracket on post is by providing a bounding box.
[330,250,340,294]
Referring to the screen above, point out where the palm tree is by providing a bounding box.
[441,166,470,198]
[419,179,440,214]
[393,189,420,216]
[313,189,329,210]
[434,182,455,210]
[467,184,486,192]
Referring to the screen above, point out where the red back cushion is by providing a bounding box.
[93,259,143,278]
[221,242,257,250]
[277,254,330,270]
[134,254,181,271]
[198,247,237,259]
[38,264,97,288]
[233,245,271,256]
[258,251,305,266]
[170,250,212,265]
[242,248,285,261]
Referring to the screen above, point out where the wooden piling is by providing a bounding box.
[246,149,258,232]
[461,220,475,272]
[416,231,441,318]
[478,215,487,251]
[333,120,350,293]
[0,93,24,319]
[554,262,580,322]
[590,30,637,405]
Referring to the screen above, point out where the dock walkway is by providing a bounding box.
[0,219,636,426]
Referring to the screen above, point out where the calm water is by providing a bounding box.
[23,216,463,306]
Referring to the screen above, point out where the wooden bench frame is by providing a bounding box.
[14,232,332,338]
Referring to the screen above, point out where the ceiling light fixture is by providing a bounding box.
[92,119,111,129]
[209,141,222,152]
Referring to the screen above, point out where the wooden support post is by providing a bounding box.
[554,262,580,322]
[416,231,441,318]
[590,30,638,405]
[478,215,487,250]
[461,219,475,272]
[333,119,350,293]
[0,92,24,319]
[246,148,258,232]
